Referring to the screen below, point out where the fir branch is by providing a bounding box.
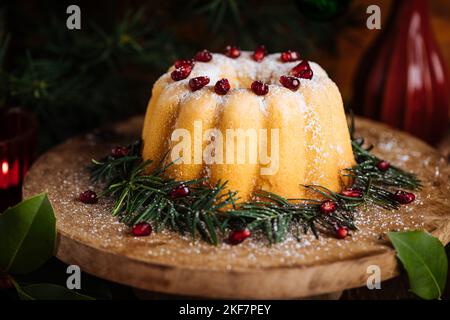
[348,110,421,192]
[89,134,422,245]
[89,140,142,187]
[350,139,422,190]
[90,142,238,245]
[227,190,355,244]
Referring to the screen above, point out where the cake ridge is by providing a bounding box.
[142,49,355,201]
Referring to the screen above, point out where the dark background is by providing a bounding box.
[4,0,449,150]
[0,0,450,151]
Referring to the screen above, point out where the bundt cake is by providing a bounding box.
[142,47,355,201]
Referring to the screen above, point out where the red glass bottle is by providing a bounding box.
[353,0,449,145]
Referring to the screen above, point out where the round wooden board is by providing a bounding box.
[23,116,450,299]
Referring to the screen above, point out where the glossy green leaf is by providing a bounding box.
[15,283,94,300]
[0,193,56,274]
[388,231,448,300]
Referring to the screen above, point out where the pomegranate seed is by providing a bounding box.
[79,190,98,204]
[251,80,269,96]
[336,226,348,239]
[280,50,300,62]
[214,78,231,95]
[376,160,390,171]
[194,49,212,62]
[281,51,291,62]
[290,60,313,79]
[252,45,267,62]
[340,188,363,198]
[299,68,313,80]
[224,45,240,58]
[393,190,415,204]
[290,61,309,76]
[320,200,337,214]
[132,222,152,237]
[228,229,251,245]
[189,76,210,91]
[279,75,300,91]
[171,65,192,81]
[170,184,190,199]
[111,146,128,158]
[174,59,194,69]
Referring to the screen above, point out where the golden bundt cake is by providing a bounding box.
[142,47,355,201]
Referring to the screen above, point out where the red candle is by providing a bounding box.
[0,160,10,188]
[0,108,36,212]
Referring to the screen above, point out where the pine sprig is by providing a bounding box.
[347,111,421,192]
[227,190,356,244]
[90,140,142,188]
[349,140,422,190]
[90,143,238,245]
[89,135,421,245]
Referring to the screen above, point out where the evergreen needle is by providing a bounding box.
[89,136,422,245]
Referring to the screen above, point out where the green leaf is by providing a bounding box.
[0,193,56,274]
[14,283,94,300]
[388,231,448,300]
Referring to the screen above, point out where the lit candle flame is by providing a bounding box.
[1,161,8,175]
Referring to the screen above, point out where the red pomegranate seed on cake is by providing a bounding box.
[279,75,300,91]
[224,45,240,58]
[79,190,98,204]
[376,160,390,171]
[194,49,213,62]
[170,184,190,199]
[320,200,337,214]
[111,146,128,158]
[393,190,415,204]
[252,45,267,62]
[290,61,309,76]
[281,51,292,62]
[132,222,152,237]
[300,68,313,80]
[171,65,192,81]
[189,76,210,91]
[336,226,348,239]
[280,50,300,62]
[228,229,251,245]
[174,59,194,69]
[290,60,313,79]
[214,78,231,95]
[340,188,363,198]
[251,80,269,95]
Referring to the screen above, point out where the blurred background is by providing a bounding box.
[1,0,449,150]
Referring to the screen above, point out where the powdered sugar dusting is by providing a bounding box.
[23,116,450,272]
[165,51,329,98]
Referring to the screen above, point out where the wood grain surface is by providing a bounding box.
[22,116,450,299]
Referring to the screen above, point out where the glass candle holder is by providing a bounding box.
[0,108,37,212]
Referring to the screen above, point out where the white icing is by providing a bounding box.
[165,51,330,92]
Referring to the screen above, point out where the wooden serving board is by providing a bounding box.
[23,116,450,299]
